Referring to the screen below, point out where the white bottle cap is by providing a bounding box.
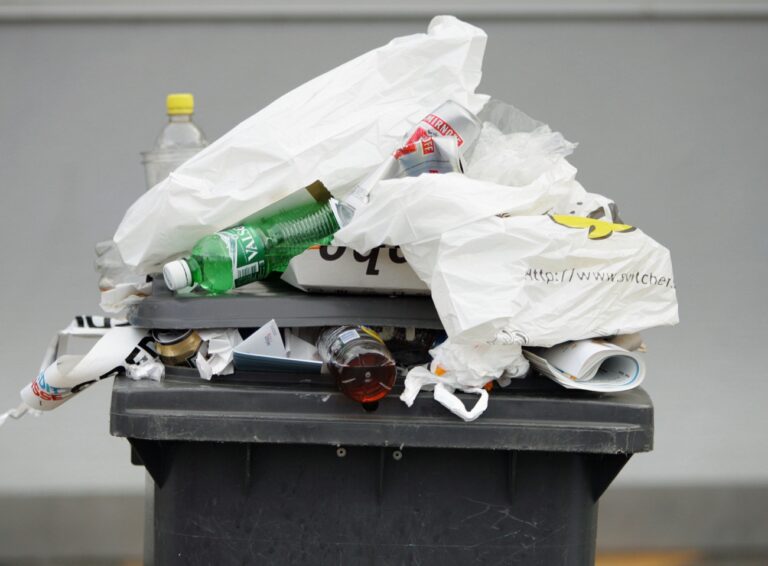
[163,259,192,291]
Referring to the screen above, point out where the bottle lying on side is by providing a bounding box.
[163,100,482,295]
[316,326,397,408]
[163,199,342,294]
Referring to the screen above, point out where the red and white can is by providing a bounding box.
[393,135,460,177]
[340,100,481,212]
[403,100,481,154]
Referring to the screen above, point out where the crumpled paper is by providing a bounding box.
[99,281,153,318]
[125,358,165,381]
[194,329,242,381]
[95,240,151,318]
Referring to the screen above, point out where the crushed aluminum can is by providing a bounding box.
[152,329,202,367]
[403,100,481,154]
[393,135,460,177]
[341,100,480,213]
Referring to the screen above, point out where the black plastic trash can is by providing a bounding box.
[111,280,653,566]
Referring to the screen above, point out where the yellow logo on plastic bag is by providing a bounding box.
[549,215,636,240]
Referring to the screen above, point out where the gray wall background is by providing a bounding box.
[1,4,767,557]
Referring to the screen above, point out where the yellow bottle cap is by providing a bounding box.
[166,93,194,115]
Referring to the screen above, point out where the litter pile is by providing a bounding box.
[2,16,677,426]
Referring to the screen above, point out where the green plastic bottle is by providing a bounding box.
[163,200,340,294]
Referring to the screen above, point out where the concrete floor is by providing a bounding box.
[2,554,768,566]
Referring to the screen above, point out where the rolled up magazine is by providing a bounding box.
[524,339,645,392]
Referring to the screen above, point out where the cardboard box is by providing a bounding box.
[281,245,429,295]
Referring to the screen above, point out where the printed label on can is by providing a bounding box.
[405,116,464,147]
[218,226,267,287]
[395,136,460,177]
[422,113,464,146]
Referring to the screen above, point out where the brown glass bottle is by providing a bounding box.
[316,326,396,405]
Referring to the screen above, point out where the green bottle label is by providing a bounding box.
[218,226,267,287]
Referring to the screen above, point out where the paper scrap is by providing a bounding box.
[233,320,322,374]
[195,329,242,380]
[1,317,162,426]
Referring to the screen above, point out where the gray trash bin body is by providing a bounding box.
[111,280,653,565]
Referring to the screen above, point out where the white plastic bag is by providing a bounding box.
[417,213,678,344]
[335,105,679,345]
[400,339,529,422]
[335,102,678,419]
[113,16,489,272]
[332,166,583,254]
[95,240,151,317]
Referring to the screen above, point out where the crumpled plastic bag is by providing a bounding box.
[467,119,576,187]
[401,339,529,422]
[112,15,489,273]
[94,240,151,317]
[413,213,678,345]
[332,98,617,254]
[332,165,583,253]
[335,100,679,419]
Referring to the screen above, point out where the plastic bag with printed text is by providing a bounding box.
[333,99,679,420]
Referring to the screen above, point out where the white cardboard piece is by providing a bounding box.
[233,320,322,373]
[281,245,429,295]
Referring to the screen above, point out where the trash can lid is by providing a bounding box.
[110,368,653,454]
[128,278,443,330]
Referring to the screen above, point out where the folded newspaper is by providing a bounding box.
[524,339,645,392]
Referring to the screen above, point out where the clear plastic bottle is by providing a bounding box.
[316,326,397,406]
[142,93,208,189]
[163,200,340,294]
